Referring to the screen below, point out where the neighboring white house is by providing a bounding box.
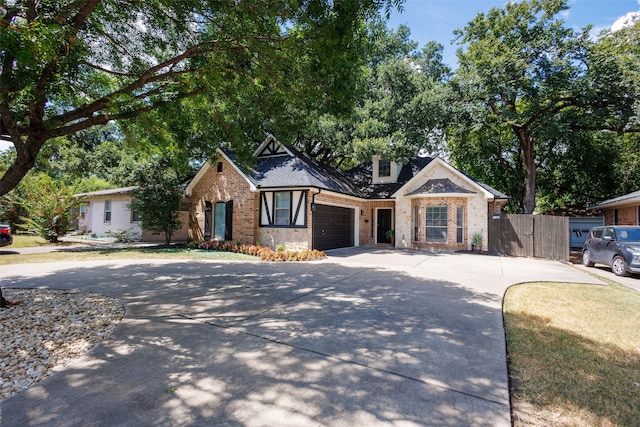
[73,186,189,242]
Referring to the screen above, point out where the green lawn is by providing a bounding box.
[7,234,51,248]
[504,281,640,426]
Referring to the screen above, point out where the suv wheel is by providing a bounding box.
[611,255,629,277]
[582,250,595,267]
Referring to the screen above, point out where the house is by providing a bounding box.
[184,136,508,251]
[73,187,190,242]
[589,189,640,225]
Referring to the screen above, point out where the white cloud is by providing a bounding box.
[611,10,640,31]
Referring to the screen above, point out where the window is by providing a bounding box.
[413,205,419,241]
[260,191,306,227]
[216,162,223,173]
[204,201,212,240]
[79,205,87,219]
[614,209,619,225]
[131,208,140,223]
[456,206,464,243]
[104,200,112,223]
[378,159,391,177]
[426,206,447,243]
[214,202,226,240]
[275,192,291,225]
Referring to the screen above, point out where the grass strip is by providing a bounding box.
[504,281,640,426]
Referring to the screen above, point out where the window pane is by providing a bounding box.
[104,200,112,222]
[426,206,447,243]
[413,206,419,241]
[275,192,290,225]
[378,160,391,177]
[456,206,463,243]
[214,202,226,239]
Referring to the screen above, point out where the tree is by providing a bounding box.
[0,0,402,196]
[131,161,183,246]
[451,0,589,213]
[292,20,451,166]
[16,172,75,243]
[451,0,640,213]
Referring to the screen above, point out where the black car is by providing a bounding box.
[582,226,640,276]
[0,224,13,247]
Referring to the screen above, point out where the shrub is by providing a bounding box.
[190,240,326,262]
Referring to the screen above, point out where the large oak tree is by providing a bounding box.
[0,0,402,196]
[450,0,639,213]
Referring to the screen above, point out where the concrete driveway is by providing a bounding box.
[0,250,604,426]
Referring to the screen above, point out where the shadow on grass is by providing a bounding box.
[505,310,640,426]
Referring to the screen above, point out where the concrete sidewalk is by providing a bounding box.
[0,250,604,426]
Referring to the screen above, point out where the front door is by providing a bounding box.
[377,209,393,244]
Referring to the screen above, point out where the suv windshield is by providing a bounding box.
[615,227,640,242]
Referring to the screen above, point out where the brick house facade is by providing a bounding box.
[590,190,640,226]
[185,136,509,251]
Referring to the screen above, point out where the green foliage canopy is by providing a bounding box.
[0,0,402,196]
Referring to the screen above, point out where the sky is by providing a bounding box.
[387,0,640,67]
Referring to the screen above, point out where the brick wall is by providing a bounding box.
[603,205,639,225]
[187,158,257,244]
[408,197,468,251]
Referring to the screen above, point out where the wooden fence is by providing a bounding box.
[488,214,569,261]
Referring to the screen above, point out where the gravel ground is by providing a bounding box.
[0,288,125,401]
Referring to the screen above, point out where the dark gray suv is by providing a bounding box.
[582,226,640,276]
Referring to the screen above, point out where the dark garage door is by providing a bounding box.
[313,204,354,251]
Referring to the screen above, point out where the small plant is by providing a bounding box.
[105,228,139,243]
[276,245,286,252]
[472,232,483,248]
[385,229,395,241]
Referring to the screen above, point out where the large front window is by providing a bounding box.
[426,206,447,243]
[275,192,291,225]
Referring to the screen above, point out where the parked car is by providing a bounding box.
[0,224,13,247]
[582,226,640,276]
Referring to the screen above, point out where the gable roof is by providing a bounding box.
[225,145,363,197]
[392,157,508,200]
[186,137,509,201]
[589,189,640,210]
[405,178,475,196]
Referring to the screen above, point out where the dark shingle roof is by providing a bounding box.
[405,178,475,196]
[223,147,363,197]
[223,146,508,201]
[347,157,433,199]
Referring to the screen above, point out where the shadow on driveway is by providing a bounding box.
[1,259,510,426]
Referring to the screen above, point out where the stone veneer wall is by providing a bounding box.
[187,157,257,244]
[408,197,468,251]
[394,160,497,251]
[361,200,396,246]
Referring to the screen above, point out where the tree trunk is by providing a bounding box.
[0,134,47,196]
[514,126,537,214]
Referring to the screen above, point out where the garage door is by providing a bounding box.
[313,204,354,251]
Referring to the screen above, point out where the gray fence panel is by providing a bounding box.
[489,214,568,261]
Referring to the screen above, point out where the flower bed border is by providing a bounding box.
[188,240,326,261]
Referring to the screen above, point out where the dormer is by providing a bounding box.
[372,155,402,184]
